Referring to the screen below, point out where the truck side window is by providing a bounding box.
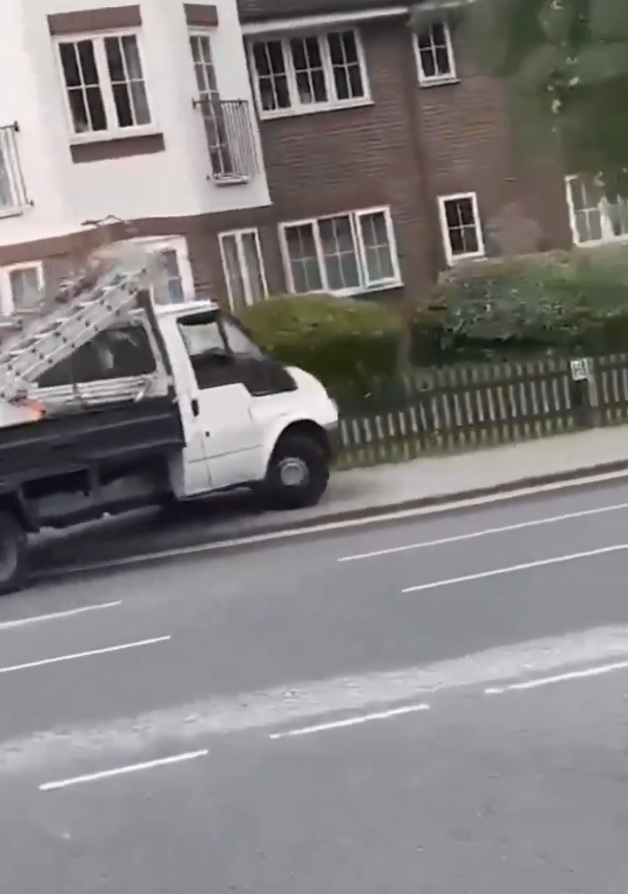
[221,318,265,361]
[177,315,233,390]
[37,324,156,387]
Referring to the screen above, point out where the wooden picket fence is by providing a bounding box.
[336,352,628,467]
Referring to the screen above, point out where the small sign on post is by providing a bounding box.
[570,358,592,381]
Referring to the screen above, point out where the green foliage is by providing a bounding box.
[412,0,628,193]
[239,294,402,397]
[410,252,628,364]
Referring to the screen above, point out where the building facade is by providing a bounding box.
[0,0,623,315]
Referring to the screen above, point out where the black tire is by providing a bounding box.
[0,511,27,596]
[264,434,330,510]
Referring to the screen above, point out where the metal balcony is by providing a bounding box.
[192,97,258,184]
[0,123,31,216]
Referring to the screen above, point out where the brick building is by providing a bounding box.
[0,0,621,314]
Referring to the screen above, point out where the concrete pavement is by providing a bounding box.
[3,478,628,891]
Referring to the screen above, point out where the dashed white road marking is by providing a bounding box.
[0,635,170,676]
[338,500,628,563]
[402,542,628,593]
[485,658,628,695]
[39,748,208,791]
[0,601,121,632]
[270,703,430,739]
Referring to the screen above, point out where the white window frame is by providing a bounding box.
[219,228,268,310]
[279,206,402,296]
[437,192,485,265]
[132,236,194,302]
[413,19,457,86]
[249,29,371,119]
[54,30,155,143]
[0,261,44,314]
[565,174,628,246]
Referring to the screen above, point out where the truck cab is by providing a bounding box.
[155,299,339,506]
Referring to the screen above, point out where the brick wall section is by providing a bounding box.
[416,25,572,253]
[252,20,436,302]
[249,17,573,305]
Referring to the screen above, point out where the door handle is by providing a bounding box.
[191,398,199,417]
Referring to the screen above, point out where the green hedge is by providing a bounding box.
[411,254,628,365]
[239,294,402,397]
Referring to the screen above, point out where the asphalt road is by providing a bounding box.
[4,476,628,892]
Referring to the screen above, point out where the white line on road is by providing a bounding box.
[0,635,170,676]
[402,542,628,593]
[339,500,628,562]
[269,703,430,739]
[485,658,628,695]
[0,601,121,632]
[39,748,208,792]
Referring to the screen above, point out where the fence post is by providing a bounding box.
[569,357,596,428]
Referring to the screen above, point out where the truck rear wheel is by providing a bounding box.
[264,434,329,509]
[0,512,27,596]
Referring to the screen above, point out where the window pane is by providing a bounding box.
[359,212,395,283]
[37,324,156,387]
[158,249,185,303]
[222,318,264,359]
[253,41,291,111]
[105,34,150,127]
[222,235,247,312]
[190,34,218,95]
[60,40,106,132]
[290,36,327,104]
[575,209,602,242]
[285,224,323,292]
[241,233,265,303]
[9,267,41,310]
[319,216,359,290]
[443,198,480,256]
[329,31,364,101]
[0,151,14,207]
[418,22,452,78]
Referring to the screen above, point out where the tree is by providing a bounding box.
[411,0,628,196]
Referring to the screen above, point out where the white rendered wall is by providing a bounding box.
[0,0,270,248]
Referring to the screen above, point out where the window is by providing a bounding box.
[566,175,628,245]
[438,193,485,264]
[0,156,12,210]
[280,207,401,295]
[222,316,265,361]
[178,313,235,390]
[157,249,186,303]
[414,20,456,85]
[37,323,156,388]
[250,30,369,117]
[189,32,235,180]
[219,229,267,312]
[131,237,193,304]
[0,263,43,314]
[57,33,151,137]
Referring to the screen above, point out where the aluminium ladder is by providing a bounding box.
[0,256,151,404]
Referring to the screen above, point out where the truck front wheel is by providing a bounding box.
[0,512,27,595]
[264,434,329,509]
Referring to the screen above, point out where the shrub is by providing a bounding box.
[239,294,402,397]
[411,252,628,365]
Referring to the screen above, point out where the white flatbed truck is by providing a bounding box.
[0,245,339,594]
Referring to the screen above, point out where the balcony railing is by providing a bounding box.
[0,123,31,216]
[192,96,258,184]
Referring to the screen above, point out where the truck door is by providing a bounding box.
[176,311,264,488]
